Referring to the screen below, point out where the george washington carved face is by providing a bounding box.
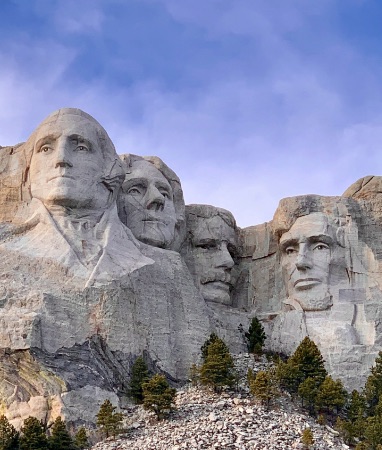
[29,110,122,212]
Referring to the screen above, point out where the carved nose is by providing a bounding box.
[295,252,312,270]
[217,243,234,269]
[146,187,165,212]
[55,159,73,169]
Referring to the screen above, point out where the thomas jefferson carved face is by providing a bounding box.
[184,208,237,306]
[30,114,112,211]
[119,160,177,248]
[280,213,338,311]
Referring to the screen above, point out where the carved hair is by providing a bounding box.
[185,204,237,232]
[22,108,125,200]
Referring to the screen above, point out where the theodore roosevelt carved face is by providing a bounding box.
[29,109,121,212]
[184,205,238,306]
[279,213,341,311]
[118,159,177,249]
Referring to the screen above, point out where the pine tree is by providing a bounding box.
[249,368,279,408]
[275,358,300,394]
[74,427,89,450]
[48,416,76,450]
[127,356,150,404]
[201,332,225,362]
[287,337,327,390]
[364,415,382,449]
[19,416,48,450]
[199,337,235,392]
[336,390,367,445]
[96,399,123,438]
[365,352,382,415]
[245,317,266,355]
[298,377,319,414]
[0,415,19,450]
[301,427,314,448]
[142,374,176,420]
[189,363,200,387]
[315,376,347,416]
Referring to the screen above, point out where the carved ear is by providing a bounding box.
[336,227,346,247]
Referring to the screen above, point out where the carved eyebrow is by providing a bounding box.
[307,234,333,245]
[34,133,61,150]
[68,134,93,149]
[123,178,148,190]
[154,180,171,191]
[279,238,298,250]
[193,237,217,246]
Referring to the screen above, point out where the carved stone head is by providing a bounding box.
[279,212,344,311]
[27,108,124,212]
[183,204,238,306]
[117,154,185,250]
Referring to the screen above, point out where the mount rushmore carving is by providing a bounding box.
[1,108,382,427]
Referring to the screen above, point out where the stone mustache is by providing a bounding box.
[0,108,382,428]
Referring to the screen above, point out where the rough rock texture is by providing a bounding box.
[92,356,347,450]
[2,107,382,429]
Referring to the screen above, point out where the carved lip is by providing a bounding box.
[293,278,322,288]
[202,280,231,290]
[48,175,75,182]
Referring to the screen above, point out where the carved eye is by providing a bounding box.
[127,187,143,196]
[196,243,216,250]
[313,243,329,251]
[285,247,296,255]
[76,145,89,152]
[37,145,53,154]
[160,190,170,199]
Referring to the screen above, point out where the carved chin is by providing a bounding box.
[200,282,232,306]
[137,223,174,249]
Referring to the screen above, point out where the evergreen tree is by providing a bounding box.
[19,416,48,450]
[199,337,235,391]
[245,317,266,355]
[48,416,76,450]
[189,363,200,387]
[365,352,382,415]
[364,415,382,450]
[288,337,327,388]
[127,356,150,404]
[301,427,314,448]
[96,399,123,439]
[298,377,319,414]
[74,427,89,450]
[0,415,19,450]
[249,369,279,408]
[336,390,367,445]
[142,374,176,420]
[275,359,300,394]
[315,376,347,416]
[201,332,225,362]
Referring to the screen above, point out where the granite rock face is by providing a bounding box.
[2,108,382,428]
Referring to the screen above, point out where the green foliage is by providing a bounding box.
[48,416,76,450]
[301,427,314,448]
[275,359,300,393]
[249,368,279,408]
[199,337,235,391]
[189,363,200,387]
[365,352,382,415]
[142,374,177,420]
[74,427,89,450]
[96,399,123,439]
[127,356,150,404]
[247,368,255,385]
[315,376,347,415]
[0,415,19,450]
[201,332,225,362]
[19,416,48,450]
[336,416,362,446]
[317,413,326,425]
[288,337,327,388]
[245,317,266,354]
[298,377,319,414]
[364,415,382,449]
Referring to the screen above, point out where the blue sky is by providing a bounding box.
[1,0,382,227]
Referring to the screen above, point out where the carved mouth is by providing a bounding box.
[48,175,75,182]
[293,278,322,289]
[202,280,231,291]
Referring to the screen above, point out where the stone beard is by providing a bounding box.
[184,206,237,306]
[118,159,177,249]
[279,212,344,311]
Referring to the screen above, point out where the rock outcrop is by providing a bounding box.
[2,107,382,428]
